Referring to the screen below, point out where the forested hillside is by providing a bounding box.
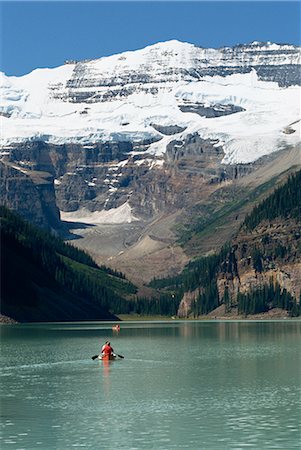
[228,170,301,316]
[0,206,137,322]
[1,206,183,321]
[243,170,301,231]
[150,246,229,315]
[151,170,301,317]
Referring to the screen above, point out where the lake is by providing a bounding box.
[1,321,300,449]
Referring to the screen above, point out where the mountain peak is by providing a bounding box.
[0,39,299,165]
[144,39,195,49]
[91,39,198,70]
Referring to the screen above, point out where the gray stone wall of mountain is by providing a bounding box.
[0,161,61,230]
[178,103,245,118]
[9,141,133,175]
[2,141,134,214]
[0,129,265,226]
[151,124,187,135]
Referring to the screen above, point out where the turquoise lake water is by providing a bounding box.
[1,321,300,449]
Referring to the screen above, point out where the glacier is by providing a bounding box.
[0,40,300,164]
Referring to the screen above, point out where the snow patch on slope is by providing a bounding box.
[60,202,139,224]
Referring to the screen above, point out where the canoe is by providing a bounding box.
[98,354,116,361]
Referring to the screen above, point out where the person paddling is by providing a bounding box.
[91,343,124,360]
[101,341,114,359]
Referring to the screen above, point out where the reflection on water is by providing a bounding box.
[1,321,300,449]
[101,358,112,398]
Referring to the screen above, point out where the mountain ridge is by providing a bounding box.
[1,39,300,291]
[1,39,300,158]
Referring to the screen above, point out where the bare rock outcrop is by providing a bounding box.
[0,161,61,231]
[177,288,201,318]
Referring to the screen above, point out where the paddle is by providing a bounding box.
[91,353,124,360]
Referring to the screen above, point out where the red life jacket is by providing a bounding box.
[102,344,113,356]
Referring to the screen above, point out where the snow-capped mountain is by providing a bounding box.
[1,40,300,165]
[1,39,300,249]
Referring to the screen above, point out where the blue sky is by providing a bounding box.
[1,1,300,76]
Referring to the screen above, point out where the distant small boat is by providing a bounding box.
[112,325,120,331]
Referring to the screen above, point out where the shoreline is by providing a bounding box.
[0,314,18,324]
[117,313,300,322]
[1,311,300,325]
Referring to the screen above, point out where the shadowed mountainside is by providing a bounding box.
[0,206,137,322]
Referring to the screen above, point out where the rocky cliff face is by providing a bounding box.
[177,288,200,319]
[218,218,301,304]
[0,160,61,230]
[1,131,255,227]
[177,218,301,318]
